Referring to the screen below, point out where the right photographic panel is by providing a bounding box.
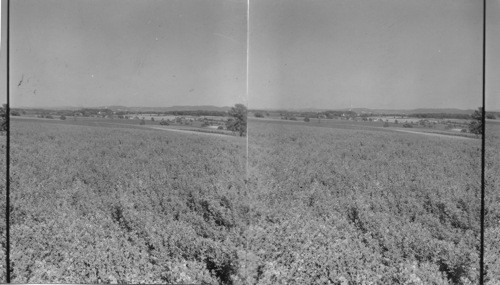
[248,0,482,283]
[485,0,500,283]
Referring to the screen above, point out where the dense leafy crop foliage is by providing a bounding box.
[246,120,480,284]
[485,122,500,284]
[9,117,488,284]
[0,134,5,282]
[11,120,247,283]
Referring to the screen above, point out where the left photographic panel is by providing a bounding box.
[9,0,248,283]
[1,0,8,282]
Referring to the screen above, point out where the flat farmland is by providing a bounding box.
[10,119,247,283]
[246,119,481,284]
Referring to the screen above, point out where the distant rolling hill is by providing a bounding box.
[101,105,232,112]
[338,108,475,115]
[405,108,475,114]
[17,105,232,113]
[349,108,476,115]
[252,107,476,115]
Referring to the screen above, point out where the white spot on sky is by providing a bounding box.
[91,74,94,78]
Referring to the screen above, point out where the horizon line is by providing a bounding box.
[9,105,494,112]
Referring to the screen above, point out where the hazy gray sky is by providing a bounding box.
[487,0,500,111]
[5,0,246,108]
[249,0,496,110]
[1,0,499,110]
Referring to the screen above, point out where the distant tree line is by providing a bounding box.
[486,112,497,119]
[163,110,227,117]
[17,106,497,123]
[114,110,228,117]
[13,108,230,118]
[251,108,498,121]
[412,113,473,120]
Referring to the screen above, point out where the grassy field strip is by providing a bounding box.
[389,128,475,140]
[12,117,233,136]
[11,116,241,138]
[95,121,235,138]
[251,117,476,140]
[250,117,393,131]
[147,126,232,137]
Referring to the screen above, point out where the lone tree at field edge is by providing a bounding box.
[468,107,483,136]
[227,104,247,136]
[0,104,6,131]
